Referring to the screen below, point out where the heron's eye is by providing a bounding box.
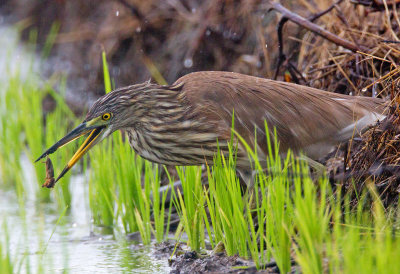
[102,113,111,121]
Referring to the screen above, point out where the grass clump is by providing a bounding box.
[174,166,206,251]
[88,52,172,241]
[89,132,172,243]
[168,126,400,272]
[0,29,77,207]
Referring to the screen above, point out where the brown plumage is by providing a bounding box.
[37,71,387,182]
[172,72,386,166]
[93,71,385,167]
[112,71,385,168]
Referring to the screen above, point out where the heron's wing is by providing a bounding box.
[176,71,386,159]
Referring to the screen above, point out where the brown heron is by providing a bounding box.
[36,71,386,183]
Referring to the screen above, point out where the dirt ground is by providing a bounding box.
[153,241,298,274]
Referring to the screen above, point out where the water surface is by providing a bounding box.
[1,156,170,273]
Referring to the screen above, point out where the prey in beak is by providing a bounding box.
[36,119,108,183]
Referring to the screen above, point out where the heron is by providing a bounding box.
[36,71,386,183]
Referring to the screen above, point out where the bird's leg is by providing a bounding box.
[297,155,327,179]
[237,169,257,211]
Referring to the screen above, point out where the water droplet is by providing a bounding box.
[116,10,120,16]
[265,44,268,48]
[223,30,230,38]
[184,58,193,68]
[361,88,367,92]
[112,66,121,76]
[136,27,141,33]
[205,30,211,36]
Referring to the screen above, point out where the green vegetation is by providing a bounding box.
[0,27,78,207]
[89,132,173,242]
[89,55,400,271]
[0,224,13,274]
[2,37,400,274]
[88,53,172,242]
[87,120,400,272]
[174,166,207,251]
[0,62,77,205]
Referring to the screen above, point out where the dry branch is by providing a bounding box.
[268,1,370,53]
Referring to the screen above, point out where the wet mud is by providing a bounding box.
[153,241,298,274]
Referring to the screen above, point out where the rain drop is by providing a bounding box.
[116,10,120,16]
[223,30,230,38]
[136,26,141,33]
[112,66,121,76]
[184,58,193,68]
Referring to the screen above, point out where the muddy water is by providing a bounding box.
[1,155,170,273]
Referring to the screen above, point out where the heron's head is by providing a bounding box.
[35,81,172,182]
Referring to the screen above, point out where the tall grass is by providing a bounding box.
[88,52,172,241]
[170,127,400,272]
[0,70,77,202]
[87,52,400,273]
[0,28,77,207]
[0,223,13,274]
[88,131,173,243]
[0,72,24,195]
[174,166,206,251]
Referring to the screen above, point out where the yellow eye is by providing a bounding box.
[102,113,111,121]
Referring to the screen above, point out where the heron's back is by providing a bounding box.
[175,71,386,161]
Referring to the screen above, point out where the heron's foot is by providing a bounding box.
[211,241,226,255]
[297,155,327,178]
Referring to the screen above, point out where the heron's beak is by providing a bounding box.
[35,122,105,182]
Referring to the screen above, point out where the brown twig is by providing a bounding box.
[274,17,288,79]
[116,0,144,21]
[350,0,400,12]
[308,0,343,22]
[273,0,350,79]
[269,2,370,53]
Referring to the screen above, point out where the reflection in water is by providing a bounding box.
[1,155,170,273]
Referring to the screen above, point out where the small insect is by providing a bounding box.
[42,156,56,188]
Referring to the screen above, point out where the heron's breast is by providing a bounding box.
[126,128,220,166]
